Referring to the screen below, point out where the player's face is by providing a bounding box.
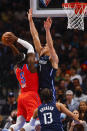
[27,53,35,64]
[40,44,50,56]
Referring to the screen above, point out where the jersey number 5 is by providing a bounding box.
[43,112,53,124]
[20,72,25,84]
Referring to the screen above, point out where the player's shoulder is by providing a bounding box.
[38,103,45,110]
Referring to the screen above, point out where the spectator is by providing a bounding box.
[1,92,17,116]
[70,67,82,85]
[64,73,71,88]
[65,90,79,112]
[68,110,86,131]
[78,101,87,122]
[3,110,17,129]
[74,86,87,104]
[71,78,80,92]
[70,58,81,74]
[72,78,80,88]
[59,79,66,93]
[57,89,65,103]
[60,63,67,75]
[68,47,78,60]
[64,73,73,89]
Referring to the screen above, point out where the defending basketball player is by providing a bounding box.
[1,32,41,131]
[30,88,84,131]
[28,9,59,103]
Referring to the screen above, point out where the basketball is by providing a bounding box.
[2,32,11,46]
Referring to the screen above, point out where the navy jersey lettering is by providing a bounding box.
[38,102,63,131]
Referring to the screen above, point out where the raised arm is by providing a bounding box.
[44,18,59,69]
[3,32,35,54]
[28,9,42,55]
[56,103,80,123]
[10,44,20,56]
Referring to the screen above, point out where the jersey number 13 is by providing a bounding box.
[43,112,53,124]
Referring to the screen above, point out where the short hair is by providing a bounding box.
[25,53,35,63]
[14,53,26,67]
[40,88,53,103]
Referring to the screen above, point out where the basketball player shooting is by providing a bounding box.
[1,32,41,131]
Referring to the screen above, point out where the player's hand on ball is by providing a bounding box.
[2,32,18,46]
[27,8,32,22]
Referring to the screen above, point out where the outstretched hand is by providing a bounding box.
[44,17,52,30]
[27,8,32,22]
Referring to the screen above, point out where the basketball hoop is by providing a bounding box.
[62,2,87,31]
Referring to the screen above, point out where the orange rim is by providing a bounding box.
[62,2,87,14]
[62,2,87,8]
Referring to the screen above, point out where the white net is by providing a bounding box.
[63,3,87,31]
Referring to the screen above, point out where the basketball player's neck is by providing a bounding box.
[28,64,37,73]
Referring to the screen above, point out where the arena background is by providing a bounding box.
[0,0,87,130]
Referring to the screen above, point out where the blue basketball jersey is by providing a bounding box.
[38,102,64,131]
[38,56,57,102]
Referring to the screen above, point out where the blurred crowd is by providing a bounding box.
[0,0,87,131]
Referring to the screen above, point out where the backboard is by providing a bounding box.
[30,0,87,17]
